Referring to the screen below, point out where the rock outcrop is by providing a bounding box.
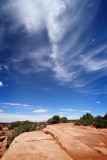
[0,129,12,158]
[1,124,107,160]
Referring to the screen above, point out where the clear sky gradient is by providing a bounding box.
[0,0,107,122]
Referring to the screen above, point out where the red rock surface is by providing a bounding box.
[0,130,12,158]
[1,124,107,160]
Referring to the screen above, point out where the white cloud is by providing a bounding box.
[33,109,48,113]
[3,103,21,106]
[2,0,106,90]
[0,110,3,112]
[7,0,66,41]
[0,113,52,122]
[66,116,80,120]
[60,109,91,113]
[60,109,76,111]
[0,82,3,87]
[59,112,70,115]
[81,44,107,72]
[82,110,91,113]
[3,102,33,107]
[96,101,100,104]
[0,112,80,122]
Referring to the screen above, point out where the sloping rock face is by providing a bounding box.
[1,131,72,160]
[43,124,107,160]
[1,124,107,160]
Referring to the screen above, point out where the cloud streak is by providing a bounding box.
[33,109,48,113]
[1,0,107,93]
[60,109,91,113]
[2,102,33,107]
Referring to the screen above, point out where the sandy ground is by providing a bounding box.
[1,123,107,160]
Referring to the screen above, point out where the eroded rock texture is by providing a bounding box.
[1,124,107,160]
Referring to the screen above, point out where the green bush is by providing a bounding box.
[47,115,69,124]
[7,121,37,147]
[74,113,107,128]
[37,122,48,127]
[8,121,22,130]
[74,120,81,126]
[93,115,107,128]
[52,115,60,124]
[104,113,107,119]
[47,118,53,124]
[80,113,93,125]
[60,117,68,123]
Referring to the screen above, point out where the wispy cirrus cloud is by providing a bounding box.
[60,109,91,113]
[33,109,48,113]
[1,0,107,93]
[60,109,76,111]
[59,112,70,115]
[82,110,91,113]
[2,102,33,107]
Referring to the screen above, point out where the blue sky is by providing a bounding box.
[0,0,107,122]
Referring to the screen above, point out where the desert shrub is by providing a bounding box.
[0,126,2,130]
[93,115,107,128]
[93,116,103,128]
[37,122,48,127]
[74,120,81,126]
[52,115,60,124]
[104,113,107,120]
[83,120,88,126]
[7,121,37,147]
[60,117,68,123]
[8,121,22,130]
[74,113,107,128]
[47,116,60,124]
[8,121,37,130]
[47,118,53,124]
[103,119,107,128]
[36,122,48,130]
[76,113,93,126]
[80,113,93,125]
[47,115,69,124]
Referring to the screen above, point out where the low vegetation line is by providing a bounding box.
[74,113,107,128]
